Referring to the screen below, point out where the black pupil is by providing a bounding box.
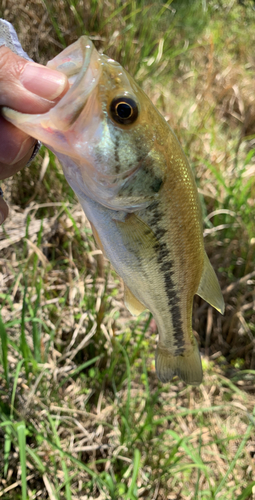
[116,103,132,119]
[110,96,138,125]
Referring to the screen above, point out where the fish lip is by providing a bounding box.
[47,36,102,131]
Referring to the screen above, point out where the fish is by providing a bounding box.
[2,35,225,386]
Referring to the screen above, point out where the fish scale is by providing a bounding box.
[2,31,225,385]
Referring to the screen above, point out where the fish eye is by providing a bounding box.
[109,96,138,125]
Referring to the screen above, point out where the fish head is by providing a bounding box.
[2,36,168,209]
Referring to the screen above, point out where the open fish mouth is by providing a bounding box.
[2,36,102,138]
[46,36,102,131]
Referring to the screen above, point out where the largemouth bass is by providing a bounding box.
[2,36,224,385]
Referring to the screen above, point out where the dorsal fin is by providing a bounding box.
[196,252,225,314]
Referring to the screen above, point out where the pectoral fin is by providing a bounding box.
[114,214,151,316]
[124,284,146,316]
[196,252,225,314]
[114,213,157,255]
[90,216,147,316]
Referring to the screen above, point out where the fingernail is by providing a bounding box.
[21,63,68,100]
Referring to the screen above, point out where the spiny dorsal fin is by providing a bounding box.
[124,284,146,316]
[196,252,225,314]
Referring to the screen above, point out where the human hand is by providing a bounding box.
[0,46,69,223]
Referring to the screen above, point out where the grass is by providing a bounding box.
[0,0,255,498]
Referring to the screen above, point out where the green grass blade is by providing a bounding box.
[0,312,9,387]
[125,448,141,500]
[16,421,27,500]
[167,429,207,472]
[3,426,12,477]
[32,278,42,362]
[20,284,31,379]
[236,481,255,500]
[117,342,131,444]
[32,219,43,277]
[215,418,254,496]
[62,205,83,243]
[26,446,46,473]
[155,0,174,22]
[100,1,131,29]
[48,414,71,500]
[11,359,25,419]
[40,0,66,46]
[59,355,101,387]
[66,0,84,29]
[194,427,203,498]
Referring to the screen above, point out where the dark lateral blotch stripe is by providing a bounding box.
[151,176,163,193]
[149,202,185,354]
[114,136,120,173]
[154,227,167,239]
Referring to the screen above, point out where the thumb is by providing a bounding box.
[0,47,69,181]
[0,46,69,113]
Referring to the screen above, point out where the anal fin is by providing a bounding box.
[90,221,105,254]
[196,252,225,314]
[124,284,146,316]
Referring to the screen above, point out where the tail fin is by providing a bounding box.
[155,341,203,386]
